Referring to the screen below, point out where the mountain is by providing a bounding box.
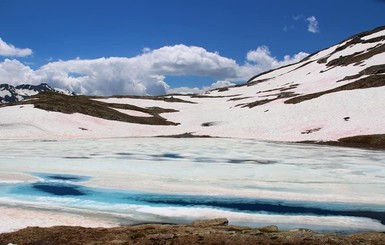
[0,83,74,103]
[0,26,384,148]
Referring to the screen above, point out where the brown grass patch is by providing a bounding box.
[227,96,252,101]
[285,75,385,104]
[337,64,385,82]
[326,44,385,67]
[240,91,298,108]
[18,92,180,126]
[301,134,385,151]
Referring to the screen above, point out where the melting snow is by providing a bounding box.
[0,138,384,233]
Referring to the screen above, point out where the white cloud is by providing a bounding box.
[290,15,320,34]
[34,45,240,96]
[0,38,33,57]
[167,80,236,95]
[242,46,308,78]
[306,16,319,33]
[36,57,163,96]
[142,47,151,53]
[0,44,308,96]
[246,46,277,68]
[144,45,239,79]
[0,59,36,84]
[208,80,236,89]
[282,52,310,65]
[167,86,201,95]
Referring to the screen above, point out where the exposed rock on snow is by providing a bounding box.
[20,92,179,126]
[0,83,74,103]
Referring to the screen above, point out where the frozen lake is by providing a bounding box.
[0,138,385,233]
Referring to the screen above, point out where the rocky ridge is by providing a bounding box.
[0,83,74,103]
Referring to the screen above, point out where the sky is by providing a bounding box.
[0,0,384,96]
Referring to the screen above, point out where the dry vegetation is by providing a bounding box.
[285,74,385,104]
[19,92,180,126]
[1,219,384,245]
[309,134,385,150]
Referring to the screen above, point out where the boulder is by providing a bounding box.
[191,218,229,227]
[257,225,279,233]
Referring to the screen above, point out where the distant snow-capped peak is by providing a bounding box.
[0,83,75,103]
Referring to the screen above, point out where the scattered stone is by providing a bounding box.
[224,225,253,232]
[257,225,279,233]
[191,218,229,227]
[1,221,385,245]
[201,122,216,127]
[148,233,175,239]
[301,127,321,134]
[288,228,314,233]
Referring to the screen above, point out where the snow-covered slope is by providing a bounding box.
[0,83,74,103]
[1,26,385,146]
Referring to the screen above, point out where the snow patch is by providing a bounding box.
[0,89,11,98]
[361,29,385,40]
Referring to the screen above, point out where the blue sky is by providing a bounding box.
[0,0,384,95]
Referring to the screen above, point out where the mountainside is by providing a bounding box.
[0,83,74,103]
[0,26,385,148]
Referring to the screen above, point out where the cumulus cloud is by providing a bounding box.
[208,80,236,89]
[34,45,240,96]
[167,80,236,94]
[0,44,308,96]
[241,46,308,79]
[306,16,319,33]
[0,59,36,84]
[36,57,162,96]
[167,86,201,95]
[0,38,33,57]
[166,46,307,95]
[246,46,278,69]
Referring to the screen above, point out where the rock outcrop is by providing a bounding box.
[0,219,384,245]
[0,83,74,103]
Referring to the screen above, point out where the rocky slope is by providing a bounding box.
[0,26,385,148]
[0,83,74,103]
[0,219,384,245]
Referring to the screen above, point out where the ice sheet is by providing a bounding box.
[0,205,118,233]
[0,138,384,233]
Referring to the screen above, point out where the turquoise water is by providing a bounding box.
[1,138,385,232]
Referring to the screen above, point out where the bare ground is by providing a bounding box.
[302,134,385,151]
[0,219,384,245]
[6,92,180,126]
